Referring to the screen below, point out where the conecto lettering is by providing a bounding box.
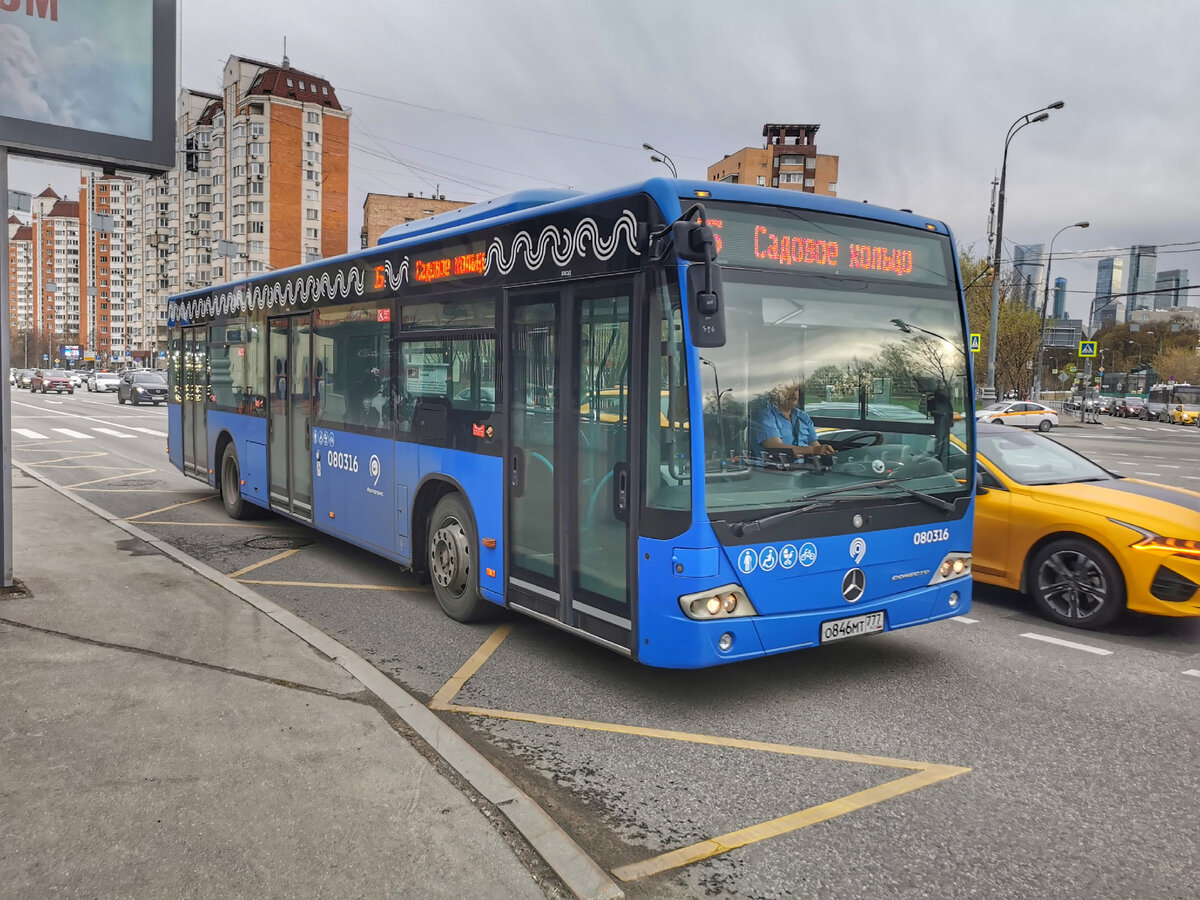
[0,0,57,20]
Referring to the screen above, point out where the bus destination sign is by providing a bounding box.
[699,201,951,286]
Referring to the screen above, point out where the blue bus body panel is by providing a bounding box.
[636,515,972,669]
[208,411,268,498]
[167,402,183,470]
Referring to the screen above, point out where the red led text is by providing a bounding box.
[848,244,914,276]
[414,252,486,284]
[753,225,839,268]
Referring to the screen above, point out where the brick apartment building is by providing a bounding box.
[707,123,840,196]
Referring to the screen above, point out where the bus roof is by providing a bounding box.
[169,178,952,303]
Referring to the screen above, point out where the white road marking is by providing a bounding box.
[52,428,92,439]
[13,428,48,440]
[1158,465,1182,469]
[130,427,168,437]
[1021,632,1113,656]
[1184,669,1200,679]
[92,428,136,439]
[950,616,978,624]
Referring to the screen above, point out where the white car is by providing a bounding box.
[975,400,1059,432]
[87,371,121,392]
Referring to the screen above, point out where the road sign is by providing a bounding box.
[1079,340,1097,357]
[969,333,981,352]
[1067,363,1077,373]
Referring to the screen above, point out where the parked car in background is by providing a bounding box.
[87,370,120,392]
[972,423,1200,628]
[117,369,168,405]
[974,400,1059,431]
[1111,397,1146,418]
[30,369,74,394]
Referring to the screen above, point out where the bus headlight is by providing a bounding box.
[929,553,971,584]
[680,585,758,620]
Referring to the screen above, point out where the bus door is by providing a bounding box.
[268,314,314,521]
[181,326,207,477]
[506,280,638,652]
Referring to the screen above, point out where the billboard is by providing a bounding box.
[0,0,175,173]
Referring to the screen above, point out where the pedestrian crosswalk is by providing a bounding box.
[13,425,166,441]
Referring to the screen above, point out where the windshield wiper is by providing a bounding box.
[724,477,956,537]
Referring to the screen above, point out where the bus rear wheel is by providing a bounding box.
[428,494,489,623]
[219,443,253,520]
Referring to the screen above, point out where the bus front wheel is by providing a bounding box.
[428,494,489,623]
[219,444,253,520]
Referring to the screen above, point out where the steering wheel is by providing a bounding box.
[822,430,885,451]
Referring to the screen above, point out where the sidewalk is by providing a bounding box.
[0,465,620,899]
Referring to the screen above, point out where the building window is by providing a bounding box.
[778,172,803,184]
[805,157,816,170]
[756,176,766,186]
[306,131,319,143]
[805,178,815,188]
[249,202,263,214]
[306,208,319,220]
[249,221,264,234]
[305,227,319,240]
[306,111,320,123]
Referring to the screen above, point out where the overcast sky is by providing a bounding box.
[10,0,1199,322]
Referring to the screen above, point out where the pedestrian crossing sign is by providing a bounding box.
[1079,341,1097,357]
[970,333,981,352]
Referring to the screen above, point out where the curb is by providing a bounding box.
[13,461,623,900]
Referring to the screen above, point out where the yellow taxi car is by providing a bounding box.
[971,423,1200,627]
[1167,404,1199,426]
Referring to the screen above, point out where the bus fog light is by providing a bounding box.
[948,592,959,608]
[718,632,734,652]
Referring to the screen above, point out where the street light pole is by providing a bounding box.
[1033,220,1089,400]
[982,100,1064,403]
[642,142,678,178]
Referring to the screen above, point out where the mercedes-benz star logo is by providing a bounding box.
[841,568,866,603]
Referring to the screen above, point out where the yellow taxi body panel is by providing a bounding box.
[973,460,1200,618]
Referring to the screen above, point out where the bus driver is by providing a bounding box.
[752,381,836,460]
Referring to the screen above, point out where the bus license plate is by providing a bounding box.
[820,611,885,644]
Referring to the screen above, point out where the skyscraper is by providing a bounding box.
[1093,257,1124,326]
[1052,277,1067,319]
[1154,269,1189,308]
[1012,243,1045,307]
[1125,245,1158,319]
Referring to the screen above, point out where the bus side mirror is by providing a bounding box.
[686,263,725,348]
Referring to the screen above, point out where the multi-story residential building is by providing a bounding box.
[10,188,83,366]
[78,173,141,364]
[1012,243,1044,307]
[7,215,36,366]
[707,123,839,196]
[1092,256,1124,327]
[1124,244,1158,319]
[1154,268,1189,309]
[360,193,470,249]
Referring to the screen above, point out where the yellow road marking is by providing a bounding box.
[68,468,158,489]
[125,495,215,520]
[236,579,427,592]
[430,624,514,710]
[433,625,972,881]
[227,548,299,579]
[611,764,968,881]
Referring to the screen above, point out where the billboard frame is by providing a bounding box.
[0,0,176,175]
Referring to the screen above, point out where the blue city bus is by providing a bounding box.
[166,178,975,668]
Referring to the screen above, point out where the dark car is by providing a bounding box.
[117,370,168,405]
[30,369,74,394]
[14,368,35,389]
[1112,397,1145,418]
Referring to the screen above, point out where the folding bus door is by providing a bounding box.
[181,326,207,477]
[267,314,314,520]
[506,279,637,652]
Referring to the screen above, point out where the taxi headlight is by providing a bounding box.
[1113,519,1200,557]
[680,585,758,620]
[929,552,971,584]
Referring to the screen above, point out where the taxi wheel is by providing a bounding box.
[1029,538,1124,629]
[427,493,489,623]
[1038,419,1053,432]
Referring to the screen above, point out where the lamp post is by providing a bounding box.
[982,101,1064,403]
[642,142,678,178]
[1032,221,1087,401]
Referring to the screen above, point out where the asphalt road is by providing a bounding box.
[9,391,1200,899]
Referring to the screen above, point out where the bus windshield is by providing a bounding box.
[697,267,972,519]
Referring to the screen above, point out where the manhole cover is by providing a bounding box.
[245,535,314,551]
